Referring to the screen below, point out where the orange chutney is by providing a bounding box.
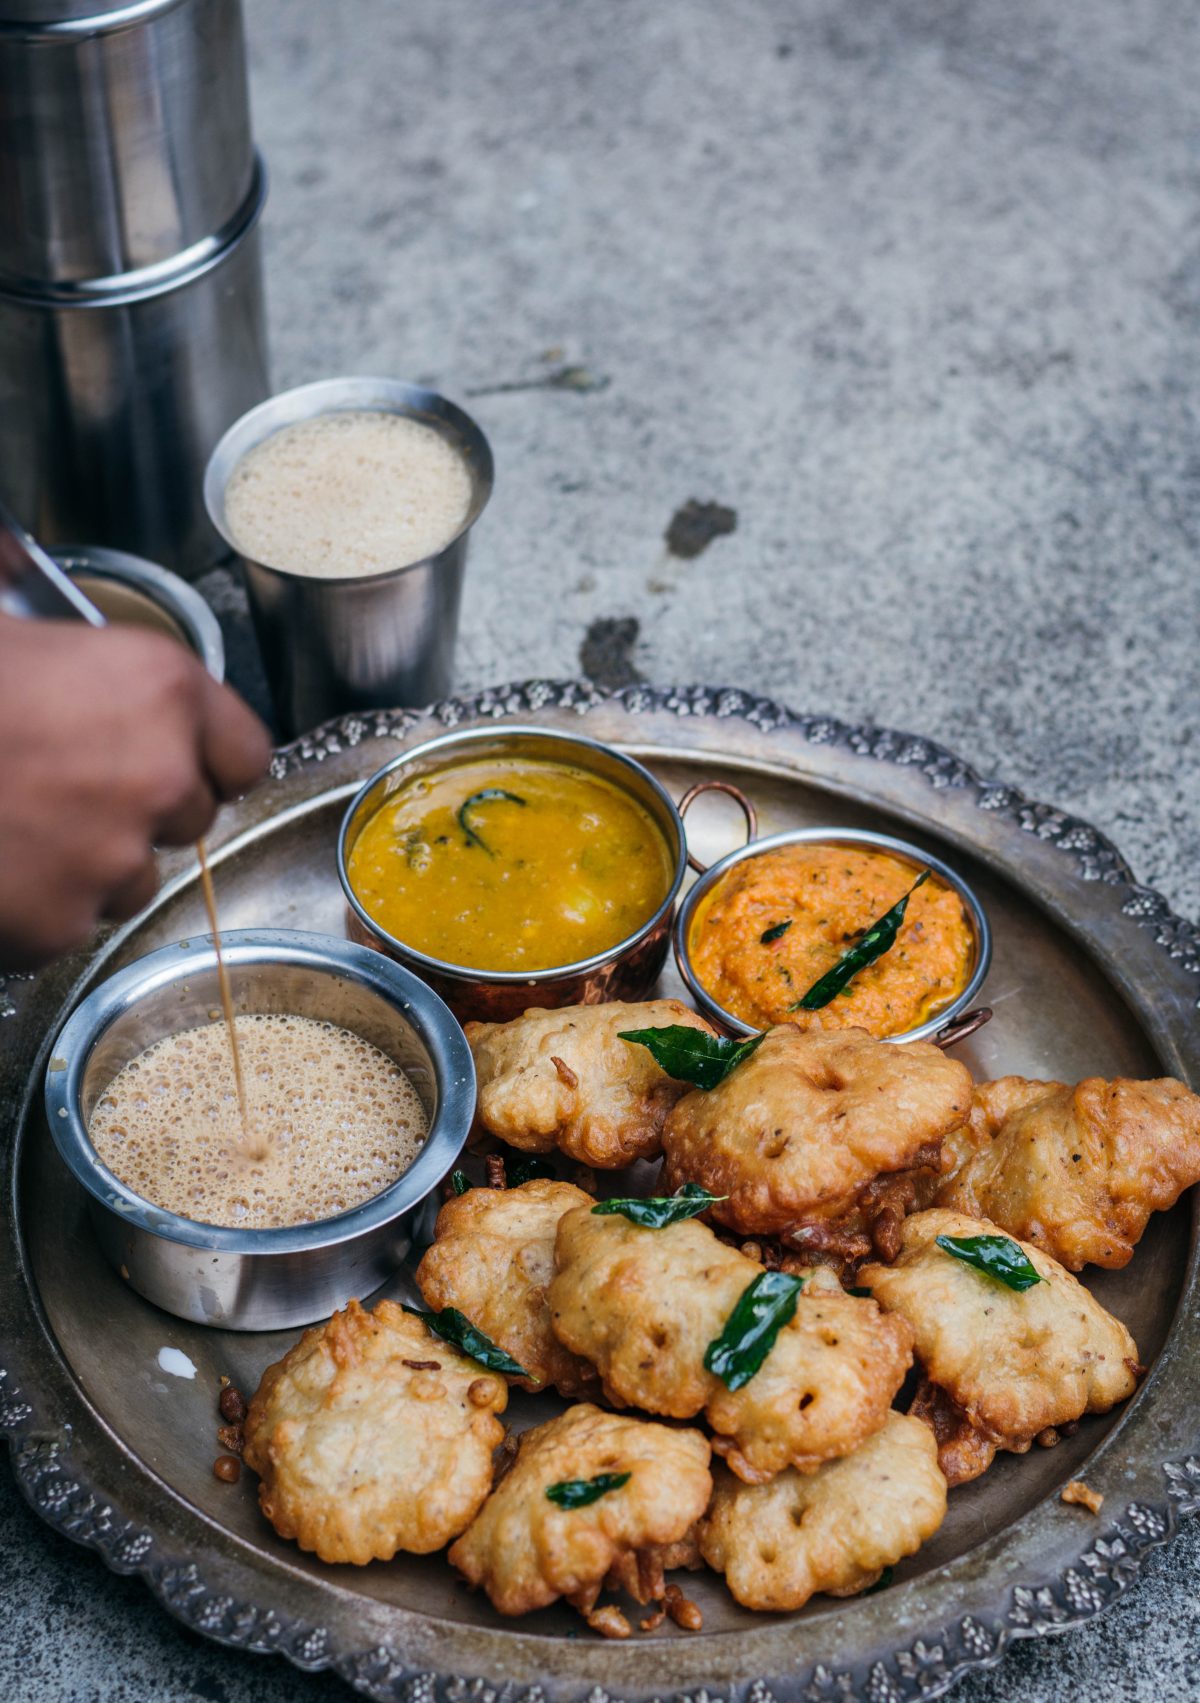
[688,843,973,1036]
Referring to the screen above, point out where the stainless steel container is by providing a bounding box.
[44,929,476,1331]
[0,0,254,286]
[52,542,225,677]
[0,155,269,576]
[338,727,688,1024]
[203,378,494,737]
[674,825,993,1043]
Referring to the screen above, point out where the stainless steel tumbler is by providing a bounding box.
[203,378,495,739]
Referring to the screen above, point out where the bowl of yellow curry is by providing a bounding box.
[674,827,991,1043]
[338,727,687,1021]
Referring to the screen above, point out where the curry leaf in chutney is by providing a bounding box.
[760,919,793,943]
[457,788,527,856]
[789,870,930,1012]
[704,1270,805,1390]
[618,1025,765,1090]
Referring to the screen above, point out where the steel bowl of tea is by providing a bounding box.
[44,929,475,1331]
[674,827,991,1043]
[338,727,688,1023]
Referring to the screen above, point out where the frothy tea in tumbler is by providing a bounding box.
[224,412,473,578]
[204,378,493,737]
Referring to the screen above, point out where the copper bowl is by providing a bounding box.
[337,727,690,1024]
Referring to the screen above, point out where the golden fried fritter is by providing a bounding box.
[243,1299,507,1564]
[467,999,717,1168]
[549,1205,912,1481]
[698,1411,947,1610]
[909,1076,1051,1211]
[415,1179,598,1396]
[861,1209,1140,1484]
[936,1074,1200,1270]
[448,1403,711,1616]
[660,1025,973,1236]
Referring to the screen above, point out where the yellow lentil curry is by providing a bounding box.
[688,843,973,1036]
[347,757,675,972]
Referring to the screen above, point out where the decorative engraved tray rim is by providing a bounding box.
[2,679,1199,1703]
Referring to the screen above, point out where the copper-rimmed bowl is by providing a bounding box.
[338,727,690,1023]
[674,825,993,1043]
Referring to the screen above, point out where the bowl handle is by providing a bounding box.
[932,1006,993,1049]
[677,781,759,875]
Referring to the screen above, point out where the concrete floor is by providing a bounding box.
[5,0,1200,1696]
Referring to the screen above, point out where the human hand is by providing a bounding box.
[0,614,271,969]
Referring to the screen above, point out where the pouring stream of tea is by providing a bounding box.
[196,840,270,1162]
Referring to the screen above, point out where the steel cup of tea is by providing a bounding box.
[44,928,475,1331]
[203,377,494,738]
[52,544,226,679]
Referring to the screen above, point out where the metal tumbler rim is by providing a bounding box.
[0,0,191,38]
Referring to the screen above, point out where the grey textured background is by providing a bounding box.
[6,0,1200,1696]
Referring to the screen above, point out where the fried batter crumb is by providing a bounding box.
[1061,1479,1104,1514]
[639,1606,666,1632]
[587,1605,632,1639]
[485,1153,508,1189]
[664,1583,703,1631]
[468,1378,496,1407]
[551,1055,579,1089]
[216,1422,244,1456]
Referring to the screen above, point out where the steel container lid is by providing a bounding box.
[0,0,255,288]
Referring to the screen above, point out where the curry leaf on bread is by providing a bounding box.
[618,1025,765,1090]
[402,1304,535,1379]
[934,1232,1045,1293]
[591,1181,725,1227]
[704,1270,805,1390]
[544,1471,631,1508]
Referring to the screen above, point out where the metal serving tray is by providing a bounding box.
[1,680,1198,1703]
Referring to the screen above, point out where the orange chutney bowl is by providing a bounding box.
[673,827,991,1042]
